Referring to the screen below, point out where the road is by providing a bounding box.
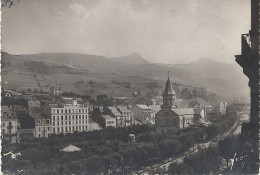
[135,114,248,175]
[133,141,212,175]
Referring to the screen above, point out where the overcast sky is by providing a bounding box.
[2,0,250,64]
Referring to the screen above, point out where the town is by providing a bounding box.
[1,0,256,174]
[1,74,250,174]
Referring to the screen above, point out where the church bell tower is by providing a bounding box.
[161,72,176,109]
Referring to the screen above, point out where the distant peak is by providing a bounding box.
[112,52,149,64]
[128,52,142,57]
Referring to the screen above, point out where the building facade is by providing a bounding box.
[105,106,134,127]
[155,75,207,129]
[102,115,116,128]
[130,104,156,124]
[51,100,89,134]
[234,0,259,173]
[1,106,20,143]
[34,113,52,138]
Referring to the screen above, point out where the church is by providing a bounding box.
[155,74,206,129]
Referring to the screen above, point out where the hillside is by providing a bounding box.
[111,53,150,65]
[1,52,249,101]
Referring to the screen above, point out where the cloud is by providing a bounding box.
[2,0,250,64]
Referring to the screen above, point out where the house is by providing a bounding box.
[130,104,155,124]
[27,98,41,111]
[34,113,52,138]
[102,115,116,128]
[50,85,62,96]
[1,106,20,143]
[104,106,134,127]
[117,106,134,127]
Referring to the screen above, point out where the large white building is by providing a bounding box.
[51,100,89,134]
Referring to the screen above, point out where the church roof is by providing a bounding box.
[163,76,175,95]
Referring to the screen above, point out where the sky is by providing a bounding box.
[2,0,250,64]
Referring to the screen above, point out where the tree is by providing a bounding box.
[218,136,237,168]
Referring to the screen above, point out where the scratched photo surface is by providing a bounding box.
[2,0,258,174]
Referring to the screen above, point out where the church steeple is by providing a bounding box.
[162,72,176,109]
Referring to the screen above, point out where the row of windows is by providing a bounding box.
[122,112,133,116]
[107,121,115,124]
[38,133,50,138]
[53,125,87,133]
[53,120,88,126]
[52,115,87,121]
[38,119,50,125]
[52,108,88,114]
[38,126,50,132]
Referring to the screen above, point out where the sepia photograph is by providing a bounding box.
[1,0,259,174]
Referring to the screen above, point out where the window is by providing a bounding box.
[79,115,81,120]
[53,116,55,121]
[43,127,45,131]
[61,116,63,120]
[69,116,71,120]
[53,128,55,133]
[48,127,50,131]
[2,122,5,127]
[53,122,55,126]
[47,119,50,124]
[38,120,41,125]
[79,109,81,113]
[79,126,81,131]
[82,115,84,120]
[61,127,63,132]
[61,109,63,113]
[65,116,67,120]
[39,134,41,138]
[57,122,59,126]
[69,109,71,113]
[69,121,71,125]
[66,121,67,125]
[48,133,50,137]
[65,109,67,113]
[57,109,59,114]
[57,128,59,133]
[57,116,59,120]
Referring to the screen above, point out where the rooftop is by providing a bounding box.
[172,108,194,115]
[102,115,115,120]
[117,106,132,113]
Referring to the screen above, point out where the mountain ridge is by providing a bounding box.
[1,52,249,101]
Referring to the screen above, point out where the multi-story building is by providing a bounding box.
[34,113,52,138]
[130,104,155,124]
[27,98,41,111]
[102,115,116,128]
[51,100,89,134]
[1,106,20,143]
[116,106,134,127]
[105,106,134,127]
[234,0,259,173]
